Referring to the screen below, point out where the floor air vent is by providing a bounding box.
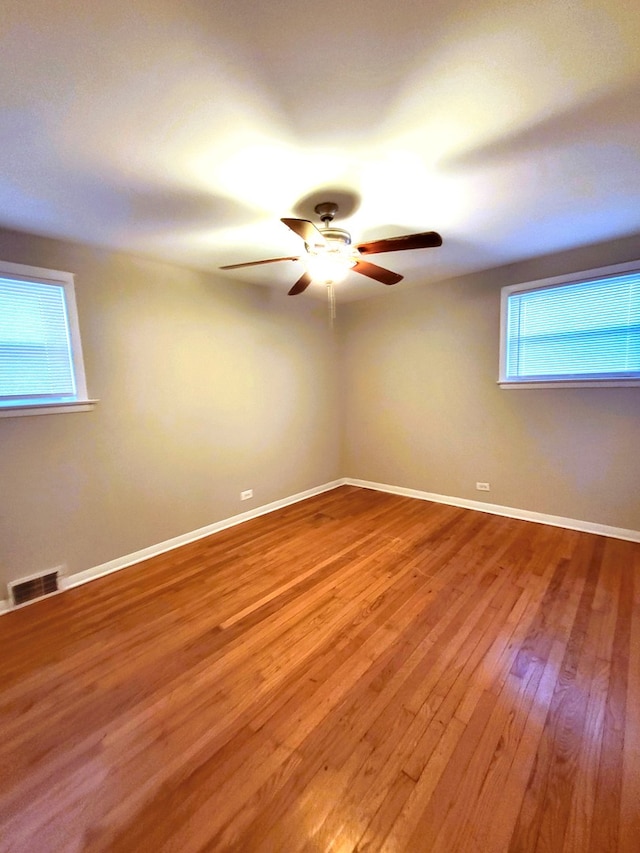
[8,570,60,607]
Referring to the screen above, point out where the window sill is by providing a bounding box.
[0,400,99,418]
[498,380,640,389]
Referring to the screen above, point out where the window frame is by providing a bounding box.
[0,260,97,418]
[498,260,640,389]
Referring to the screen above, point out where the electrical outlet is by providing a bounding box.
[476,482,490,491]
[240,489,253,501]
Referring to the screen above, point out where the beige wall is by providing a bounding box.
[1,227,638,593]
[341,235,640,532]
[0,228,341,589]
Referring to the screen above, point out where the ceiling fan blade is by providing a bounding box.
[219,256,299,270]
[353,260,403,286]
[288,272,313,296]
[356,231,443,255]
[281,218,326,247]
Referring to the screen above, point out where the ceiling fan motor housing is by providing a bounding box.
[311,203,354,248]
[310,227,352,247]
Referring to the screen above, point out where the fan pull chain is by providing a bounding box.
[327,283,336,327]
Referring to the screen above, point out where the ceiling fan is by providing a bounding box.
[220,202,443,295]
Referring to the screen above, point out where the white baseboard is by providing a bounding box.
[0,479,345,614]
[344,478,640,543]
[3,476,637,614]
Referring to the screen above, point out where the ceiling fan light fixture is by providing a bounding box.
[305,241,357,283]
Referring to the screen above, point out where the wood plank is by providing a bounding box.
[619,544,640,853]
[513,536,603,851]
[587,539,634,853]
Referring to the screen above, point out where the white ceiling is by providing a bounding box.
[1,0,639,301]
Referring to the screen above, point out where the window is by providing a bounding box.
[499,261,640,388]
[0,260,95,416]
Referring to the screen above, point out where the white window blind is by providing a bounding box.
[501,266,640,386]
[0,262,92,414]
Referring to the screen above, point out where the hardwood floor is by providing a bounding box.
[0,485,638,852]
